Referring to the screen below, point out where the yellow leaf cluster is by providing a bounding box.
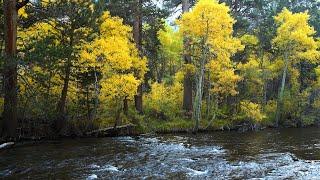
[18,21,59,49]
[158,24,183,69]
[273,8,320,63]
[238,56,262,84]
[240,100,266,122]
[211,68,242,96]
[80,11,147,102]
[179,0,233,38]
[100,74,140,102]
[174,71,185,83]
[266,58,284,78]
[241,35,259,46]
[145,81,183,117]
[18,7,28,18]
[178,0,244,60]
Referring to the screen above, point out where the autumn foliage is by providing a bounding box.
[1,0,320,137]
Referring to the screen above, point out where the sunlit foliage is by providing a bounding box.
[80,12,147,122]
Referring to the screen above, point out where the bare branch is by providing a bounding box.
[16,0,30,10]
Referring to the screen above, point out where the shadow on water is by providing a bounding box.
[1,128,320,179]
[213,128,320,161]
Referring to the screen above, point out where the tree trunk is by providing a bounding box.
[91,69,99,121]
[183,70,193,114]
[123,97,128,116]
[56,60,71,132]
[259,49,267,105]
[206,96,218,129]
[193,57,205,132]
[193,36,208,133]
[1,0,18,139]
[133,0,143,113]
[55,30,74,133]
[193,19,210,132]
[86,84,90,121]
[275,52,289,127]
[114,106,122,129]
[182,0,193,116]
[206,71,211,119]
[0,36,4,55]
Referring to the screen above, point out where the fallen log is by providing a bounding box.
[86,124,137,137]
[0,142,15,150]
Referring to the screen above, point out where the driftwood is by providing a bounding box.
[86,124,137,137]
[0,142,15,150]
[156,127,217,134]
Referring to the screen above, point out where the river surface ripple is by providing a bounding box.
[1,128,320,179]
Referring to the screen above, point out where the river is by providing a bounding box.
[1,128,320,179]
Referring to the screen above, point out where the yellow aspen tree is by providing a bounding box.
[273,8,320,127]
[81,12,147,128]
[178,0,243,132]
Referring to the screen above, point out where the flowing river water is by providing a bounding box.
[1,128,320,179]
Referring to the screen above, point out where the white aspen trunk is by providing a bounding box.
[275,51,289,127]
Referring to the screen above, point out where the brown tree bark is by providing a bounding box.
[133,0,143,113]
[123,97,128,116]
[182,0,193,116]
[55,28,75,133]
[114,109,122,129]
[1,0,18,139]
[56,60,71,133]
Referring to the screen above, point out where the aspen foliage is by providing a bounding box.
[273,8,320,63]
[240,35,259,46]
[178,0,244,98]
[80,11,147,106]
[178,0,243,56]
[4,0,320,134]
[240,101,266,122]
[145,73,183,118]
[273,9,320,126]
[158,24,183,76]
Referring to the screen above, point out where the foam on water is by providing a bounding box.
[265,160,320,179]
[156,143,187,152]
[115,137,136,143]
[88,164,100,169]
[87,174,98,180]
[186,167,209,176]
[98,165,120,172]
[190,146,225,154]
[179,158,195,162]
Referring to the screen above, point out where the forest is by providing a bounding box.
[1,0,320,141]
[2,0,320,179]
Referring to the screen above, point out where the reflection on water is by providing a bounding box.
[1,128,320,179]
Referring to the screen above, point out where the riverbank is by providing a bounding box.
[1,115,319,145]
[1,125,319,153]
[141,117,270,134]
